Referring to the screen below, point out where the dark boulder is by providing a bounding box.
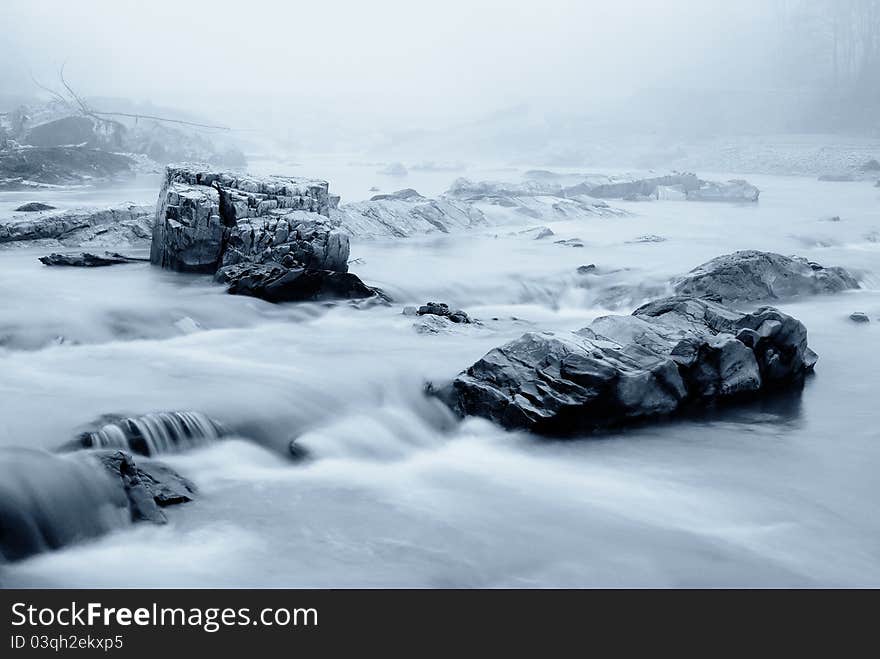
[215,262,383,304]
[849,312,870,324]
[15,202,56,212]
[673,250,859,304]
[438,296,816,436]
[39,252,146,267]
[417,302,471,323]
[97,451,196,524]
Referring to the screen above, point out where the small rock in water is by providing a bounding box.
[402,305,419,316]
[97,450,196,524]
[216,262,384,304]
[174,316,203,333]
[577,264,597,275]
[14,202,56,212]
[628,234,667,243]
[849,312,870,324]
[862,159,880,171]
[554,238,584,248]
[417,302,471,324]
[39,252,144,267]
[820,215,842,222]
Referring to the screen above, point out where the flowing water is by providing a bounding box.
[0,168,878,586]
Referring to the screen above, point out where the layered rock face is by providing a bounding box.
[674,251,860,303]
[332,195,488,238]
[0,204,152,247]
[150,164,345,273]
[440,296,816,435]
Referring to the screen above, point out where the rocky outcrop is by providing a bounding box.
[673,251,860,303]
[439,296,816,435]
[39,252,146,267]
[150,164,343,273]
[332,196,487,238]
[0,203,153,247]
[370,188,424,201]
[215,262,383,304]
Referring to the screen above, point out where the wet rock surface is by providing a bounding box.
[39,252,146,267]
[673,250,860,303]
[216,262,383,304]
[849,312,870,323]
[97,450,196,524]
[439,295,817,435]
[417,302,472,323]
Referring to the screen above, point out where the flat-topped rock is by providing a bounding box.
[215,262,383,303]
[438,296,816,435]
[673,250,859,303]
[150,164,347,274]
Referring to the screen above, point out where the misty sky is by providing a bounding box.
[4,0,775,131]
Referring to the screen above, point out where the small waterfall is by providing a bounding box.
[0,449,128,562]
[76,412,225,456]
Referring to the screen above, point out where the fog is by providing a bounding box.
[4,0,820,155]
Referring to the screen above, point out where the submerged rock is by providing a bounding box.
[39,252,146,267]
[439,296,816,435]
[673,250,859,303]
[215,262,383,304]
[97,450,196,524]
[14,202,56,212]
[63,411,225,457]
[849,312,870,324]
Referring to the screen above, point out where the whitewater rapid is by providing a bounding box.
[0,170,878,586]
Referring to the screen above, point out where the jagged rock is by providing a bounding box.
[417,302,471,324]
[0,204,153,246]
[39,252,145,267]
[215,262,383,304]
[849,312,870,324]
[673,250,860,303]
[332,196,487,238]
[370,188,424,201]
[97,450,196,524]
[14,202,56,212]
[222,209,349,272]
[577,264,597,275]
[150,164,341,273]
[438,296,816,435]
